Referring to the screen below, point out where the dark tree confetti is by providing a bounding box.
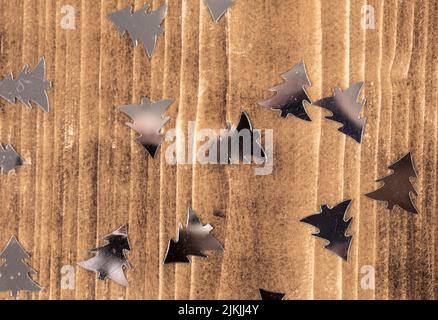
[313,82,366,143]
[0,57,51,113]
[79,225,131,287]
[164,208,223,264]
[0,236,42,297]
[259,60,312,121]
[0,144,25,174]
[218,111,266,164]
[108,3,167,58]
[366,152,418,214]
[259,288,285,300]
[301,200,353,261]
[119,97,173,158]
[204,0,233,23]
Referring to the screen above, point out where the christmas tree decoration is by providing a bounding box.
[108,3,167,58]
[0,236,42,297]
[259,60,312,121]
[366,152,418,214]
[313,82,367,143]
[259,288,285,300]
[119,97,173,158]
[219,112,266,164]
[164,208,223,264]
[300,200,353,261]
[204,0,233,23]
[0,144,25,174]
[79,224,131,287]
[0,57,51,113]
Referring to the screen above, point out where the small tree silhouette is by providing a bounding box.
[119,97,173,158]
[0,57,51,112]
[259,288,285,300]
[108,4,167,58]
[79,225,131,287]
[0,236,42,297]
[313,82,367,143]
[164,208,223,264]
[0,144,25,174]
[204,0,233,23]
[259,60,312,121]
[366,152,418,214]
[301,200,353,261]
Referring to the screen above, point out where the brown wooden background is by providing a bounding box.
[0,0,437,300]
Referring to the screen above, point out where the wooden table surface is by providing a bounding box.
[0,0,437,300]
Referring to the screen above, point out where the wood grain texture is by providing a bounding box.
[0,0,437,300]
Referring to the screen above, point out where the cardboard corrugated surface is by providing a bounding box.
[0,0,437,300]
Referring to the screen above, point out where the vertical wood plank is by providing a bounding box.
[75,0,101,300]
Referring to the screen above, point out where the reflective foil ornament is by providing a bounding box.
[218,112,266,165]
[119,97,173,158]
[259,60,312,121]
[313,82,366,143]
[164,208,224,264]
[108,3,167,58]
[301,200,353,261]
[366,152,418,214]
[0,57,51,113]
[79,225,131,287]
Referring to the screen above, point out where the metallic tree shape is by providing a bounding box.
[79,225,131,287]
[108,3,167,58]
[218,111,266,164]
[0,57,51,112]
[163,208,223,264]
[301,200,353,261]
[119,97,173,158]
[259,288,285,300]
[366,152,418,214]
[204,0,233,23]
[0,236,42,297]
[313,82,367,143]
[259,60,312,121]
[0,144,25,174]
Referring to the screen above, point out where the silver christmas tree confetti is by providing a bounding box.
[108,3,167,58]
[259,60,312,121]
[366,152,418,214]
[119,97,172,158]
[79,225,131,287]
[259,288,285,300]
[219,112,266,164]
[204,0,233,23]
[164,208,224,264]
[313,82,367,143]
[0,236,42,297]
[301,200,353,261]
[0,144,25,174]
[0,57,51,113]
